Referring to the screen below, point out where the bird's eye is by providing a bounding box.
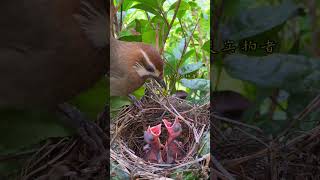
[145,65,155,72]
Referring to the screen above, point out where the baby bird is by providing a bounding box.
[163,117,186,164]
[143,124,164,163]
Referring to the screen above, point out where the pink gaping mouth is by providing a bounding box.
[149,124,162,136]
[162,119,172,128]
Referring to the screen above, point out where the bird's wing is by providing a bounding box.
[73,0,107,49]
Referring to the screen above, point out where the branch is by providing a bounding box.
[160,0,182,54]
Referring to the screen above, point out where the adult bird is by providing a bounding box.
[0,0,166,152]
[109,2,166,105]
[0,0,109,153]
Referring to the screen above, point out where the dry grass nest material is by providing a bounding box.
[110,83,210,179]
[212,112,320,179]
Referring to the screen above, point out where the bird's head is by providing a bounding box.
[144,123,162,144]
[130,43,166,89]
[162,117,182,139]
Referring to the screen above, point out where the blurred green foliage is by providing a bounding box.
[213,0,320,135]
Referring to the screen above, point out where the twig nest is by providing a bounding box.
[110,84,210,179]
[213,113,320,179]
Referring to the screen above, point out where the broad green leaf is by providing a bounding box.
[176,10,187,19]
[121,1,134,11]
[110,96,131,110]
[181,49,195,64]
[223,0,254,18]
[223,0,300,41]
[142,30,156,45]
[169,0,189,11]
[71,79,107,119]
[164,53,177,76]
[168,0,189,19]
[224,53,320,93]
[181,78,209,91]
[188,1,198,9]
[133,0,160,11]
[132,86,145,99]
[202,40,210,53]
[118,35,142,42]
[178,62,203,75]
[131,4,162,17]
[0,109,71,155]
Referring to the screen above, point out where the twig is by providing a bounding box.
[0,149,38,162]
[23,140,77,180]
[277,94,320,139]
[212,155,235,180]
[167,154,210,171]
[160,0,182,54]
[234,127,269,148]
[213,114,263,133]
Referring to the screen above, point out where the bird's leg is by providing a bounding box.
[128,94,143,109]
[57,103,107,155]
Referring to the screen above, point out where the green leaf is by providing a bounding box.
[131,4,162,17]
[142,30,156,45]
[168,0,190,19]
[71,79,107,119]
[181,78,209,91]
[202,40,210,53]
[132,86,145,99]
[133,0,160,10]
[121,0,135,11]
[169,0,190,11]
[0,108,71,155]
[224,53,320,93]
[223,0,300,41]
[110,96,131,110]
[164,52,177,76]
[118,35,142,42]
[178,62,203,75]
[181,49,195,64]
[188,1,198,9]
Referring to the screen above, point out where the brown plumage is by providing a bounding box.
[109,1,165,97]
[0,0,107,108]
[0,0,165,106]
[110,37,164,96]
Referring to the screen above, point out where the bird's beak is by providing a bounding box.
[154,77,167,89]
[150,123,162,137]
[162,119,173,135]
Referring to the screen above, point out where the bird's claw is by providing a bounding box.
[58,103,107,156]
[78,118,107,155]
[128,94,143,109]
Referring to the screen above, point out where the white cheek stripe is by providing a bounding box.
[134,62,152,77]
[134,49,161,77]
[140,49,156,71]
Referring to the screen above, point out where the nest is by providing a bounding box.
[212,112,320,179]
[110,83,210,179]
